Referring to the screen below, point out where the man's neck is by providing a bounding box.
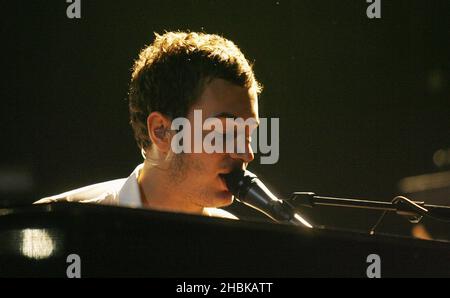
[137,161,206,216]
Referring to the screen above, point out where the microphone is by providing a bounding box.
[222,169,313,228]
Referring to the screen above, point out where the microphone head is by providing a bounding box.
[222,168,314,228]
[222,168,257,200]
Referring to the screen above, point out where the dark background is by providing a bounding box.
[1,0,449,238]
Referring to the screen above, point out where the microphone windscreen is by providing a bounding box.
[221,169,244,195]
[222,169,257,198]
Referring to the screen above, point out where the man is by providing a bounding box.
[36,31,262,219]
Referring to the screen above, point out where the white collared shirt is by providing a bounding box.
[35,164,237,219]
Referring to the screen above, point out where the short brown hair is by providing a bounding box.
[128,31,262,151]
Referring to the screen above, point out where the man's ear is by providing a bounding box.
[146,112,171,152]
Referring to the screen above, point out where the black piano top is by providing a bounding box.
[0,203,449,277]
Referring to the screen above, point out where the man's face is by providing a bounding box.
[168,78,259,208]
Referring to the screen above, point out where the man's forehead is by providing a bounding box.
[191,78,259,121]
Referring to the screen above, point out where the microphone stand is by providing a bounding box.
[290,192,450,234]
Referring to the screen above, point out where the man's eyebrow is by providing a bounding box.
[209,112,238,119]
[208,112,260,126]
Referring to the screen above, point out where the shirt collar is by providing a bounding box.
[118,163,144,208]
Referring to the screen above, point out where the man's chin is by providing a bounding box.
[213,191,234,207]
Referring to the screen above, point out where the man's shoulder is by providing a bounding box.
[34,178,127,205]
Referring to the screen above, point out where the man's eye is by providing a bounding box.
[214,131,230,142]
[211,129,245,141]
[224,131,238,140]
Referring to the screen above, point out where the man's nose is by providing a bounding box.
[229,139,255,163]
